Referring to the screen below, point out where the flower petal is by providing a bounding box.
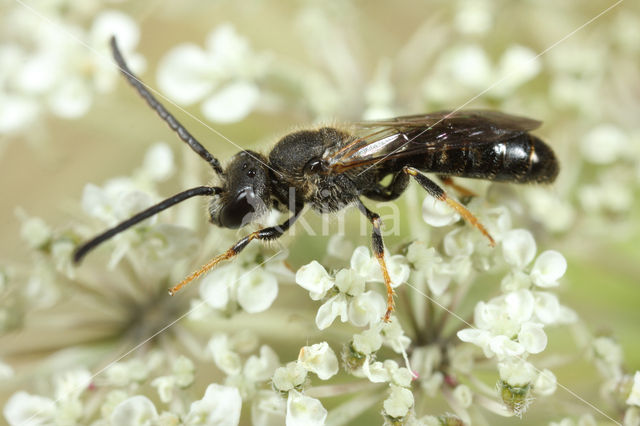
[201,81,259,123]
[530,250,566,288]
[110,395,158,426]
[422,194,460,227]
[237,268,278,313]
[502,229,536,269]
[286,390,327,426]
[298,342,339,380]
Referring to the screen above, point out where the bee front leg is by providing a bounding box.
[168,212,301,295]
[356,200,396,322]
[404,167,495,246]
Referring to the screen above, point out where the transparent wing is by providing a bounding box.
[324,110,541,171]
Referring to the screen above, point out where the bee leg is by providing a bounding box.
[404,167,495,246]
[362,172,410,201]
[168,212,301,295]
[356,200,396,322]
[437,175,478,198]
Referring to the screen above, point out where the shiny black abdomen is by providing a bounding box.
[408,134,558,184]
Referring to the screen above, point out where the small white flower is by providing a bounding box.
[407,242,454,296]
[453,384,473,408]
[142,143,175,182]
[201,80,260,124]
[383,384,414,419]
[110,395,159,426]
[348,290,386,327]
[0,359,14,379]
[518,322,548,354]
[502,229,537,269]
[237,268,279,313]
[422,194,461,227]
[455,0,493,35]
[19,215,51,249]
[534,369,557,396]
[627,371,640,407]
[581,124,628,165]
[184,384,242,426]
[209,334,242,376]
[272,362,308,393]
[156,24,268,123]
[298,342,339,380]
[498,359,537,387]
[533,291,562,324]
[4,391,56,426]
[54,369,91,402]
[352,327,383,355]
[381,319,411,353]
[173,355,195,387]
[285,390,327,426]
[150,376,176,404]
[493,45,541,96]
[530,250,567,288]
[295,261,334,300]
[251,390,286,426]
[244,346,280,383]
[315,294,349,330]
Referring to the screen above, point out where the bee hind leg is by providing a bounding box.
[404,167,495,246]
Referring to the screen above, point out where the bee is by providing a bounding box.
[74,37,559,322]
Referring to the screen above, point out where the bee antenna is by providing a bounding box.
[73,186,221,264]
[110,36,224,176]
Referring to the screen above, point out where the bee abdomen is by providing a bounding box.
[417,134,558,184]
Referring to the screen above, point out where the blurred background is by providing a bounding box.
[1,0,639,424]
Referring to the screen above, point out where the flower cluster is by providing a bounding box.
[2,0,640,425]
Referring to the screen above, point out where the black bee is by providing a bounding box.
[74,37,559,321]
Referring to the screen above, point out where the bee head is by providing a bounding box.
[209,151,272,229]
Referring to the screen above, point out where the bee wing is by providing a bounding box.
[324,110,541,171]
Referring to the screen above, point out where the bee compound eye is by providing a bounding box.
[219,189,257,229]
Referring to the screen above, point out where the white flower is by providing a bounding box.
[296,254,397,329]
[19,214,51,249]
[156,24,267,123]
[530,251,567,288]
[110,395,158,426]
[200,250,280,315]
[184,384,242,426]
[272,362,308,393]
[298,342,339,380]
[285,390,327,426]
[209,334,243,376]
[381,319,411,354]
[422,194,461,227]
[581,124,629,165]
[237,268,279,313]
[458,289,551,359]
[502,229,537,269]
[4,392,56,426]
[352,327,383,355]
[407,242,455,296]
[383,384,414,419]
[492,45,541,96]
[251,390,286,426]
[244,346,280,383]
[534,369,558,396]
[295,261,334,300]
[142,143,175,182]
[518,322,547,354]
[498,359,537,387]
[453,384,473,408]
[627,371,640,407]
